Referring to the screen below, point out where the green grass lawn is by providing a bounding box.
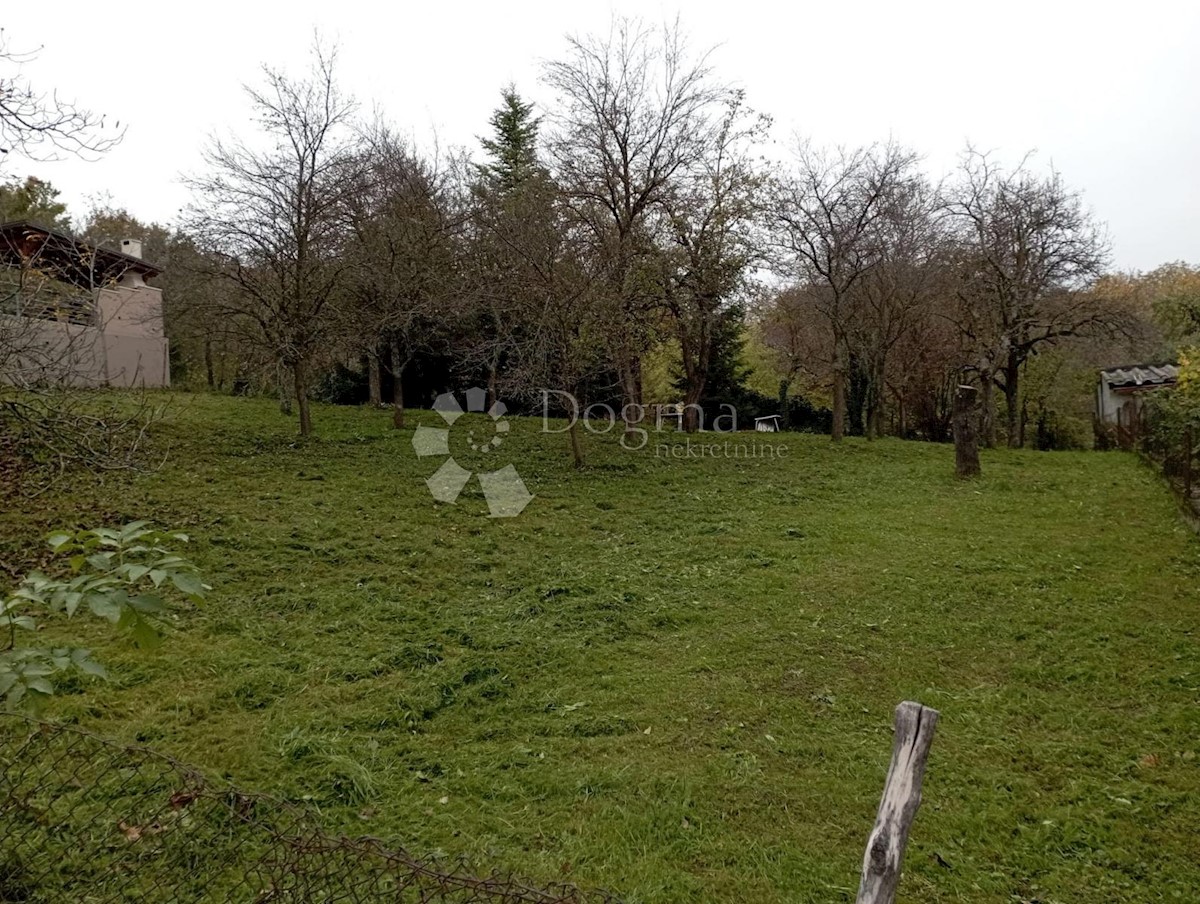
[2,393,1199,903]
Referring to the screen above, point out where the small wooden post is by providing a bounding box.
[856,701,940,904]
[952,384,980,479]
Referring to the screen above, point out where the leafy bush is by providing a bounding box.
[314,362,369,406]
[1141,354,1199,452]
[0,521,207,709]
[1032,410,1089,451]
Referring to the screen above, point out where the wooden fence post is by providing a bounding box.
[856,701,940,904]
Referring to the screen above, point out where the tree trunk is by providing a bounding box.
[682,381,705,433]
[868,367,888,441]
[892,386,907,438]
[1004,355,1022,449]
[619,355,643,434]
[831,338,847,443]
[953,384,980,478]
[487,361,499,410]
[779,379,791,431]
[390,340,406,429]
[367,351,382,408]
[568,418,584,469]
[293,359,312,437]
[204,339,215,390]
[875,343,889,439]
[856,702,939,904]
[978,369,995,448]
[865,356,885,441]
[277,360,293,416]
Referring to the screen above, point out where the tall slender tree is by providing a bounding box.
[464,87,546,406]
[543,18,730,420]
[185,44,362,436]
[346,131,461,428]
[660,93,765,431]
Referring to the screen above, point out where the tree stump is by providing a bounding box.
[952,384,980,478]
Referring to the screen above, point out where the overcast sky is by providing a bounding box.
[3,0,1197,271]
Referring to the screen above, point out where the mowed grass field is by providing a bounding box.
[2,393,1199,903]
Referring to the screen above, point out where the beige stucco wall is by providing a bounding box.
[1,283,170,388]
[97,283,169,387]
[1,316,106,387]
[97,283,164,340]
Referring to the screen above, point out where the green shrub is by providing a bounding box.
[0,522,207,709]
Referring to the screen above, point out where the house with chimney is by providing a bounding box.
[0,221,169,388]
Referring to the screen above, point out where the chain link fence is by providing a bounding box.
[0,714,617,903]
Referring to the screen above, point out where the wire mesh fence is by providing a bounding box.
[0,714,617,904]
[1152,425,1198,510]
[1096,400,1199,519]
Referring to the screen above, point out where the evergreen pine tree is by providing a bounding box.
[478,87,542,192]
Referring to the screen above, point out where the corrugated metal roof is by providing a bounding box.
[1100,363,1179,389]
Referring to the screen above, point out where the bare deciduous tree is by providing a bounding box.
[184,44,361,436]
[345,131,462,427]
[772,142,916,441]
[851,168,944,439]
[475,171,605,467]
[885,297,964,440]
[946,149,1115,447]
[543,18,729,419]
[659,93,765,431]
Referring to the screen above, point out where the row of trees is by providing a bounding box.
[759,143,1147,449]
[5,21,1176,465]
[170,27,775,461]
[173,24,1156,454]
